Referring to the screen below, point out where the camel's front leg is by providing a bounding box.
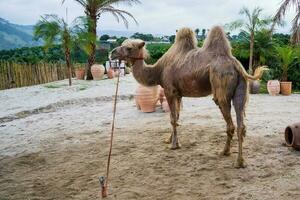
[165,97,181,149]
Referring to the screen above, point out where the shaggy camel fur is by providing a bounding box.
[110,26,267,168]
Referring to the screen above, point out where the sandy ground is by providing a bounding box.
[1,75,300,200]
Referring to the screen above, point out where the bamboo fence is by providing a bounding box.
[0,61,83,90]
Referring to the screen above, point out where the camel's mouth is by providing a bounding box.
[109,48,121,61]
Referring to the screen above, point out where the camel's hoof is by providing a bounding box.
[170,142,181,150]
[220,150,231,156]
[234,158,247,168]
[164,137,171,144]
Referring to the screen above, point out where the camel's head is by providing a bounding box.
[110,39,148,63]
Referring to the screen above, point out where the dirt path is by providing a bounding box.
[1,94,300,199]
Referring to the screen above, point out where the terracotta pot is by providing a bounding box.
[285,123,300,150]
[280,81,292,96]
[107,68,115,79]
[75,68,85,80]
[267,80,280,96]
[158,86,165,105]
[250,80,260,94]
[162,100,170,112]
[91,64,105,80]
[158,86,170,112]
[135,85,159,113]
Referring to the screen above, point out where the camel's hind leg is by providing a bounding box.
[164,96,181,149]
[233,80,247,168]
[218,102,235,156]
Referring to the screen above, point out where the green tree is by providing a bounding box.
[201,29,206,40]
[100,34,110,41]
[131,32,154,41]
[116,36,127,45]
[62,0,140,80]
[169,35,175,43]
[227,7,271,74]
[34,14,75,86]
[276,46,298,81]
[195,28,200,37]
[272,0,300,45]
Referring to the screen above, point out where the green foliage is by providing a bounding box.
[169,35,175,43]
[276,46,299,81]
[145,43,171,64]
[100,34,110,41]
[44,84,61,89]
[131,32,154,41]
[116,37,128,45]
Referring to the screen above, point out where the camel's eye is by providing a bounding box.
[126,47,132,51]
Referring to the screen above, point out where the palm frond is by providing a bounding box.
[273,0,293,25]
[290,3,300,44]
[98,5,138,28]
[62,0,87,7]
[100,0,141,8]
[272,0,300,31]
[224,20,244,31]
[34,15,63,49]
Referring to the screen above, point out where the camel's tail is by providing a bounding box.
[233,58,269,81]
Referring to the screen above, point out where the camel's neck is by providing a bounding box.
[131,59,162,86]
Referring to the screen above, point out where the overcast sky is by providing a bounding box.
[0,0,296,35]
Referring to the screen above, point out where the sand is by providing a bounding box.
[1,75,300,200]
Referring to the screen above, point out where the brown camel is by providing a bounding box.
[110,26,267,168]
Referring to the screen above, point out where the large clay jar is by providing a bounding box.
[107,68,115,79]
[280,81,292,96]
[91,64,105,80]
[267,80,280,96]
[285,123,300,150]
[135,85,159,113]
[158,86,170,112]
[75,68,85,80]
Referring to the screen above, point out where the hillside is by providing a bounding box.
[0,18,40,50]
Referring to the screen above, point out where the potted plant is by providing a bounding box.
[74,64,85,80]
[276,46,295,95]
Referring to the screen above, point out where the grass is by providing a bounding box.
[79,85,88,91]
[44,84,61,89]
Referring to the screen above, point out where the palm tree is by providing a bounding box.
[276,46,297,81]
[34,14,74,86]
[62,0,140,80]
[272,0,300,45]
[34,15,91,86]
[195,28,200,37]
[227,7,271,74]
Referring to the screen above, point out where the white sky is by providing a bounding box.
[0,0,296,35]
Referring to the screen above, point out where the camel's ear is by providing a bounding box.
[138,41,145,49]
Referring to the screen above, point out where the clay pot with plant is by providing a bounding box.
[276,46,296,95]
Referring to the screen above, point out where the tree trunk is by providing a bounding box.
[86,14,97,80]
[282,67,288,81]
[249,31,254,75]
[65,47,72,86]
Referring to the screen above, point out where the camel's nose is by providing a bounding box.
[109,47,119,60]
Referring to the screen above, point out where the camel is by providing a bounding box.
[110,26,267,168]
